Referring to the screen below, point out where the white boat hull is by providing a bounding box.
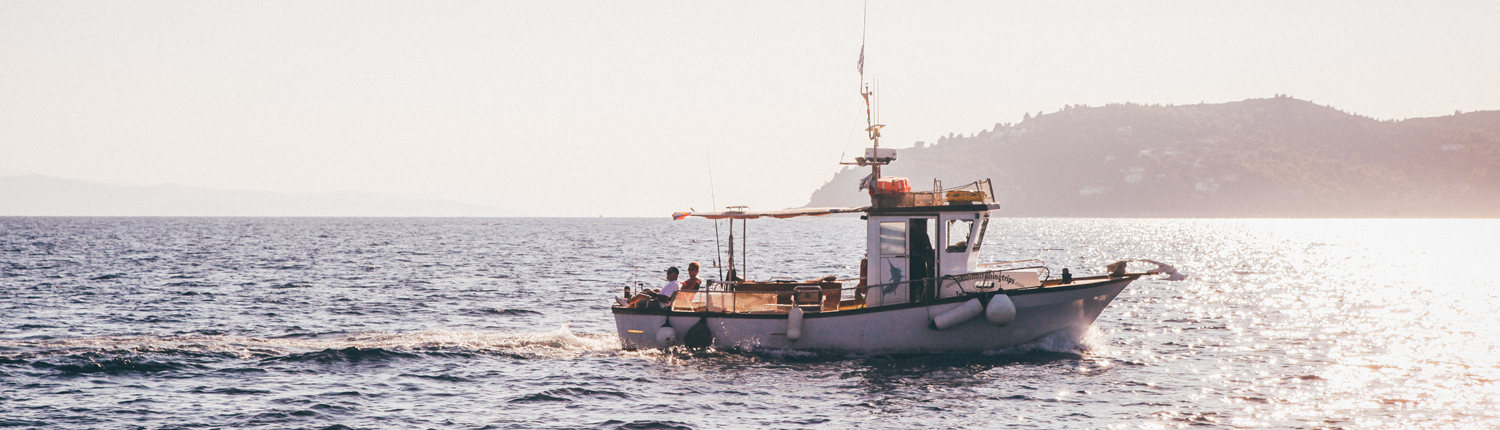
[613,276,1133,354]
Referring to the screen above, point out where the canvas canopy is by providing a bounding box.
[673,207,867,220]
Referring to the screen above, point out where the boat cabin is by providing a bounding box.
[864,179,998,307]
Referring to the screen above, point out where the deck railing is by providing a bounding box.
[668,283,860,313]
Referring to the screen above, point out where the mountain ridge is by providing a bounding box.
[806,97,1500,217]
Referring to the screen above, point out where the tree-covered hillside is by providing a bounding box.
[806,97,1500,217]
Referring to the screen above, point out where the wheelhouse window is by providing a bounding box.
[945,219,974,253]
[879,221,906,255]
[972,215,990,251]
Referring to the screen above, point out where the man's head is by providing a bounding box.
[665,266,679,280]
[687,261,700,275]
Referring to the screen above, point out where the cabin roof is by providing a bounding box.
[866,203,1001,216]
[674,202,1002,220]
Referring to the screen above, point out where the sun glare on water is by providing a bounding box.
[1166,219,1500,426]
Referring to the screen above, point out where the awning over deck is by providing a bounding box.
[672,206,868,220]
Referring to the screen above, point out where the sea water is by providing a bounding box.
[2,217,1497,428]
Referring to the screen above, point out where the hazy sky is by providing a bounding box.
[3,1,1497,217]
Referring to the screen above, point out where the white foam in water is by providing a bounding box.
[0,326,625,360]
[983,325,1105,356]
[748,347,821,360]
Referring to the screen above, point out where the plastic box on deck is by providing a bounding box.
[945,190,985,204]
[874,177,910,195]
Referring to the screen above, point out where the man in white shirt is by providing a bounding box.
[657,266,681,299]
[626,266,680,309]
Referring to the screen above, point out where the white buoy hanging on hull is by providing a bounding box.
[786,307,804,341]
[932,298,984,330]
[986,294,1017,326]
[656,319,677,345]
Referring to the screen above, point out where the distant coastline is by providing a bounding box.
[0,175,514,217]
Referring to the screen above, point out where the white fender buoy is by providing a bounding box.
[986,294,1017,327]
[786,307,804,342]
[656,320,677,345]
[932,298,984,330]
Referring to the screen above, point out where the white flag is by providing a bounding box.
[857,45,865,75]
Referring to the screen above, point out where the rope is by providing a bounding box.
[837,116,861,165]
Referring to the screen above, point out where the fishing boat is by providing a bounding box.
[611,39,1180,354]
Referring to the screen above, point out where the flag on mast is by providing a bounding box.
[857,45,865,75]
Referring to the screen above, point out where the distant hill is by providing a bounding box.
[806,97,1500,217]
[0,175,513,217]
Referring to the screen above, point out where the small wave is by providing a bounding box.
[216,367,267,373]
[266,347,418,364]
[984,325,1105,356]
[400,372,470,382]
[480,308,542,316]
[32,357,194,375]
[610,420,694,430]
[510,393,569,403]
[509,387,630,403]
[191,386,272,395]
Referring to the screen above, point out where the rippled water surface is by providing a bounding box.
[2,217,1498,429]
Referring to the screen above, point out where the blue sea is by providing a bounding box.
[2,217,1497,428]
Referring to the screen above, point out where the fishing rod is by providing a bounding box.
[707,148,725,281]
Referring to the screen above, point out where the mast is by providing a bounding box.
[843,12,892,199]
[863,83,881,180]
[723,205,748,281]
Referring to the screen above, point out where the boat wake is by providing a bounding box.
[984,325,1106,356]
[0,326,625,362]
[3,325,1107,368]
